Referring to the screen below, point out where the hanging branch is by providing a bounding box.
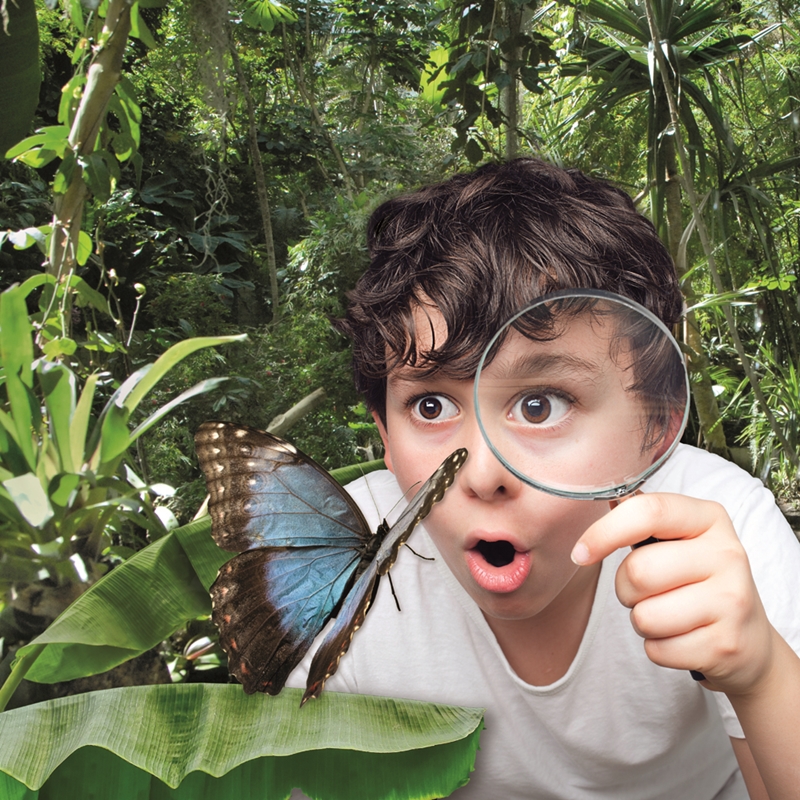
[642,0,800,471]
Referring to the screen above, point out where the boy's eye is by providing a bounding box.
[412,395,458,422]
[510,392,572,426]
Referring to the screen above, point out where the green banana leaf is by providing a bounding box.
[15,519,220,684]
[0,684,484,799]
[12,457,388,684]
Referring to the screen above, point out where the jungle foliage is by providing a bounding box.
[1,0,800,792]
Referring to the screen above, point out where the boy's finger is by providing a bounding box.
[570,492,726,565]
[615,539,713,606]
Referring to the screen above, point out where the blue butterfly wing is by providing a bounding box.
[211,547,360,693]
[195,421,371,694]
[301,446,469,704]
[196,421,370,550]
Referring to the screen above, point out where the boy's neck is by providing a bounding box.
[482,561,602,687]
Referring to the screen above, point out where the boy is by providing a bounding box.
[288,159,800,798]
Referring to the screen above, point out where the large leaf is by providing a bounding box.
[16,527,217,683]
[0,0,41,158]
[0,684,483,798]
[0,285,36,470]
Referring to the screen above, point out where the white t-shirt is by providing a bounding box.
[287,445,800,798]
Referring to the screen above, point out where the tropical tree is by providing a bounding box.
[559,0,787,456]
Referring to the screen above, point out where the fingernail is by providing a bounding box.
[571,542,590,566]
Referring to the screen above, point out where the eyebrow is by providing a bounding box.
[488,352,605,381]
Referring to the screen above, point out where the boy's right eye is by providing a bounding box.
[412,395,458,422]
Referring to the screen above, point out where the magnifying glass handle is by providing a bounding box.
[631,535,706,682]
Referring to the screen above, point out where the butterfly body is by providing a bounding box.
[195,421,467,703]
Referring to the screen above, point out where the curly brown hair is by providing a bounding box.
[334,158,683,424]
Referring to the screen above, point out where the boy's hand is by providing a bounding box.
[570,493,779,698]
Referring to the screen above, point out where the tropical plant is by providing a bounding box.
[0,276,244,705]
[423,0,558,163]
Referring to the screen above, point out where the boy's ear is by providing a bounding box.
[371,411,394,473]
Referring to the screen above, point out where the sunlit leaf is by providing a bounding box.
[0,685,483,798]
[242,0,298,32]
[2,474,52,528]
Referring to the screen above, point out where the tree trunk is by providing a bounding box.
[663,136,729,457]
[229,39,280,324]
[502,0,521,160]
[48,0,131,280]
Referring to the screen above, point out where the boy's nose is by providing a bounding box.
[457,421,523,501]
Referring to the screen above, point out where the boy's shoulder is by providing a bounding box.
[648,443,769,514]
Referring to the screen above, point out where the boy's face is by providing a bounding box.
[373,302,662,623]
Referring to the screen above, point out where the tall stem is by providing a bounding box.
[48,0,132,280]
[0,645,45,713]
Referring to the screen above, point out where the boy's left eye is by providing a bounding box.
[509,391,572,426]
[412,395,458,422]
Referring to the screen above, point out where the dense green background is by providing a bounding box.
[0,3,799,786]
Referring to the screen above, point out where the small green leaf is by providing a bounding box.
[38,362,77,473]
[2,473,53,528]
[71,275,110,314]
[58,73,86,125]
[70,372,98,469]
[98,402,131,466]
[48,473,81,507]
[0,286,36,469]
[76,230,93,266]
[6,227,45,249]
[16,147,59,168]
[81,152,112,201]
[130,2,158,47]
[42,336,78,358]
[68,0,85,30]
[464,138,483,164]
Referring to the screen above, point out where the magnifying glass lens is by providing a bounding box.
[474,291,689,499]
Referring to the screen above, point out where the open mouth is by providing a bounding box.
[466,538,532,593]
[476,539,516,567]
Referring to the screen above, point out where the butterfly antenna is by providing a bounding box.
[381,477,424,528]
[403,542,435,562]
[387,572,402,612]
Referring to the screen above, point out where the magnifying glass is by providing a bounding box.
[474,288,689,499]
[474,289,704,680]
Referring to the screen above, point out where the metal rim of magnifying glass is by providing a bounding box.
[473,288,691,501]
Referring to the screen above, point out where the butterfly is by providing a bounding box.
[194,421,467,705]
